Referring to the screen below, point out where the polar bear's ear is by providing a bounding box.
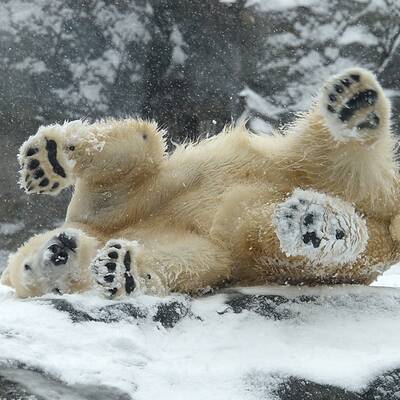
[0,267,12,287]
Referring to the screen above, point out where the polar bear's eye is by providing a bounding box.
[24,264,32,271]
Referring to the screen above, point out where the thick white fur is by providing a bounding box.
[3,68,400,298]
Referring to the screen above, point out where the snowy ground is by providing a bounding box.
[1,264,400,399]
[372,263,400,288]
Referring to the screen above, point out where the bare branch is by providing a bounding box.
[377,28,400,74]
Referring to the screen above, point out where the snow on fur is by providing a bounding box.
[274,189,368,265]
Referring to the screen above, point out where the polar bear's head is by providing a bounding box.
[1,228,99,298]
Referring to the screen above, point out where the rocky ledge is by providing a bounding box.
[0,285,400,399]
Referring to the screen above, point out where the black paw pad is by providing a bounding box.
[125,273,136,294]
[105,262,116,272]
[357,112,380,130]
[26,148,39,157]
[340,78,351,87]
[302,232,321,248]
[334,84,344,94]
[123,251,131,271]
[39,177,49,187]
[329,94,337,102]
[45,139,66,178]
[33,168,45,179]
[28,159,40,170]
[339,90,378,122]
[327,105,335,113]
[104,274,114,283]
[335,230,345,240]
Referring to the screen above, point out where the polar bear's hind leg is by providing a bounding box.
[18,122,80,195]
[320,68,390,142]
[274,189,368,265]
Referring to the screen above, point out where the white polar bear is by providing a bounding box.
[2,68,400,298]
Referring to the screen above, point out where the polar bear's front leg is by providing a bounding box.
[91,240,143,298]
[91,239,165,298]
[91,235,233,298]
[320,68,390,142]
[274,189,368,264]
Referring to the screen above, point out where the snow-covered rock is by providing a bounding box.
[1,284,400,399]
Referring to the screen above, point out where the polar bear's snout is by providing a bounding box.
[47,232,77,266]
[48,243,69,265]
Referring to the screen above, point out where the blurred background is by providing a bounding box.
[0,0,399,265]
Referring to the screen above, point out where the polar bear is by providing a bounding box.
[2,68,400,298]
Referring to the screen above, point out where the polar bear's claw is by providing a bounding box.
[274,189,368,265]
[91,240,140,298]
[321,68,386,142]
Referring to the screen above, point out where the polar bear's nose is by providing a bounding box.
[56,232,77,251]
[48,243,69,265]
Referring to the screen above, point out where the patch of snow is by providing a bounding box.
[240,87,282,118]
[246,0,318,12]
[0,285,400,399]
[338,26,379,46]
[372,263,400,288]
[79,82,103,104]
[0,251,10,274]
[14,58,47,74]
[384,88,400,98]
[171,25,187,65]
[249,118,273,135]
[0,222,24,236]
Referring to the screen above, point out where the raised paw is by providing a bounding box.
[320,68,390,142]
[274,189,368,265]
[18,120,85,195]
[91,239,141,298]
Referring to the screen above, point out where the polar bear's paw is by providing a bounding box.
[320,68,388,142]
[91,240,141,298]
[274,189,368,265]
[18,123,80,195]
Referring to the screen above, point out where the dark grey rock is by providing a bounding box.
[0,373,44,400]
[0,365,132,400]
[364,368,400,400]
[39,297,190,327]
[152,299,192,328]
[246,369,400,400]
[273,376,362,400]
[222,294,297,319]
